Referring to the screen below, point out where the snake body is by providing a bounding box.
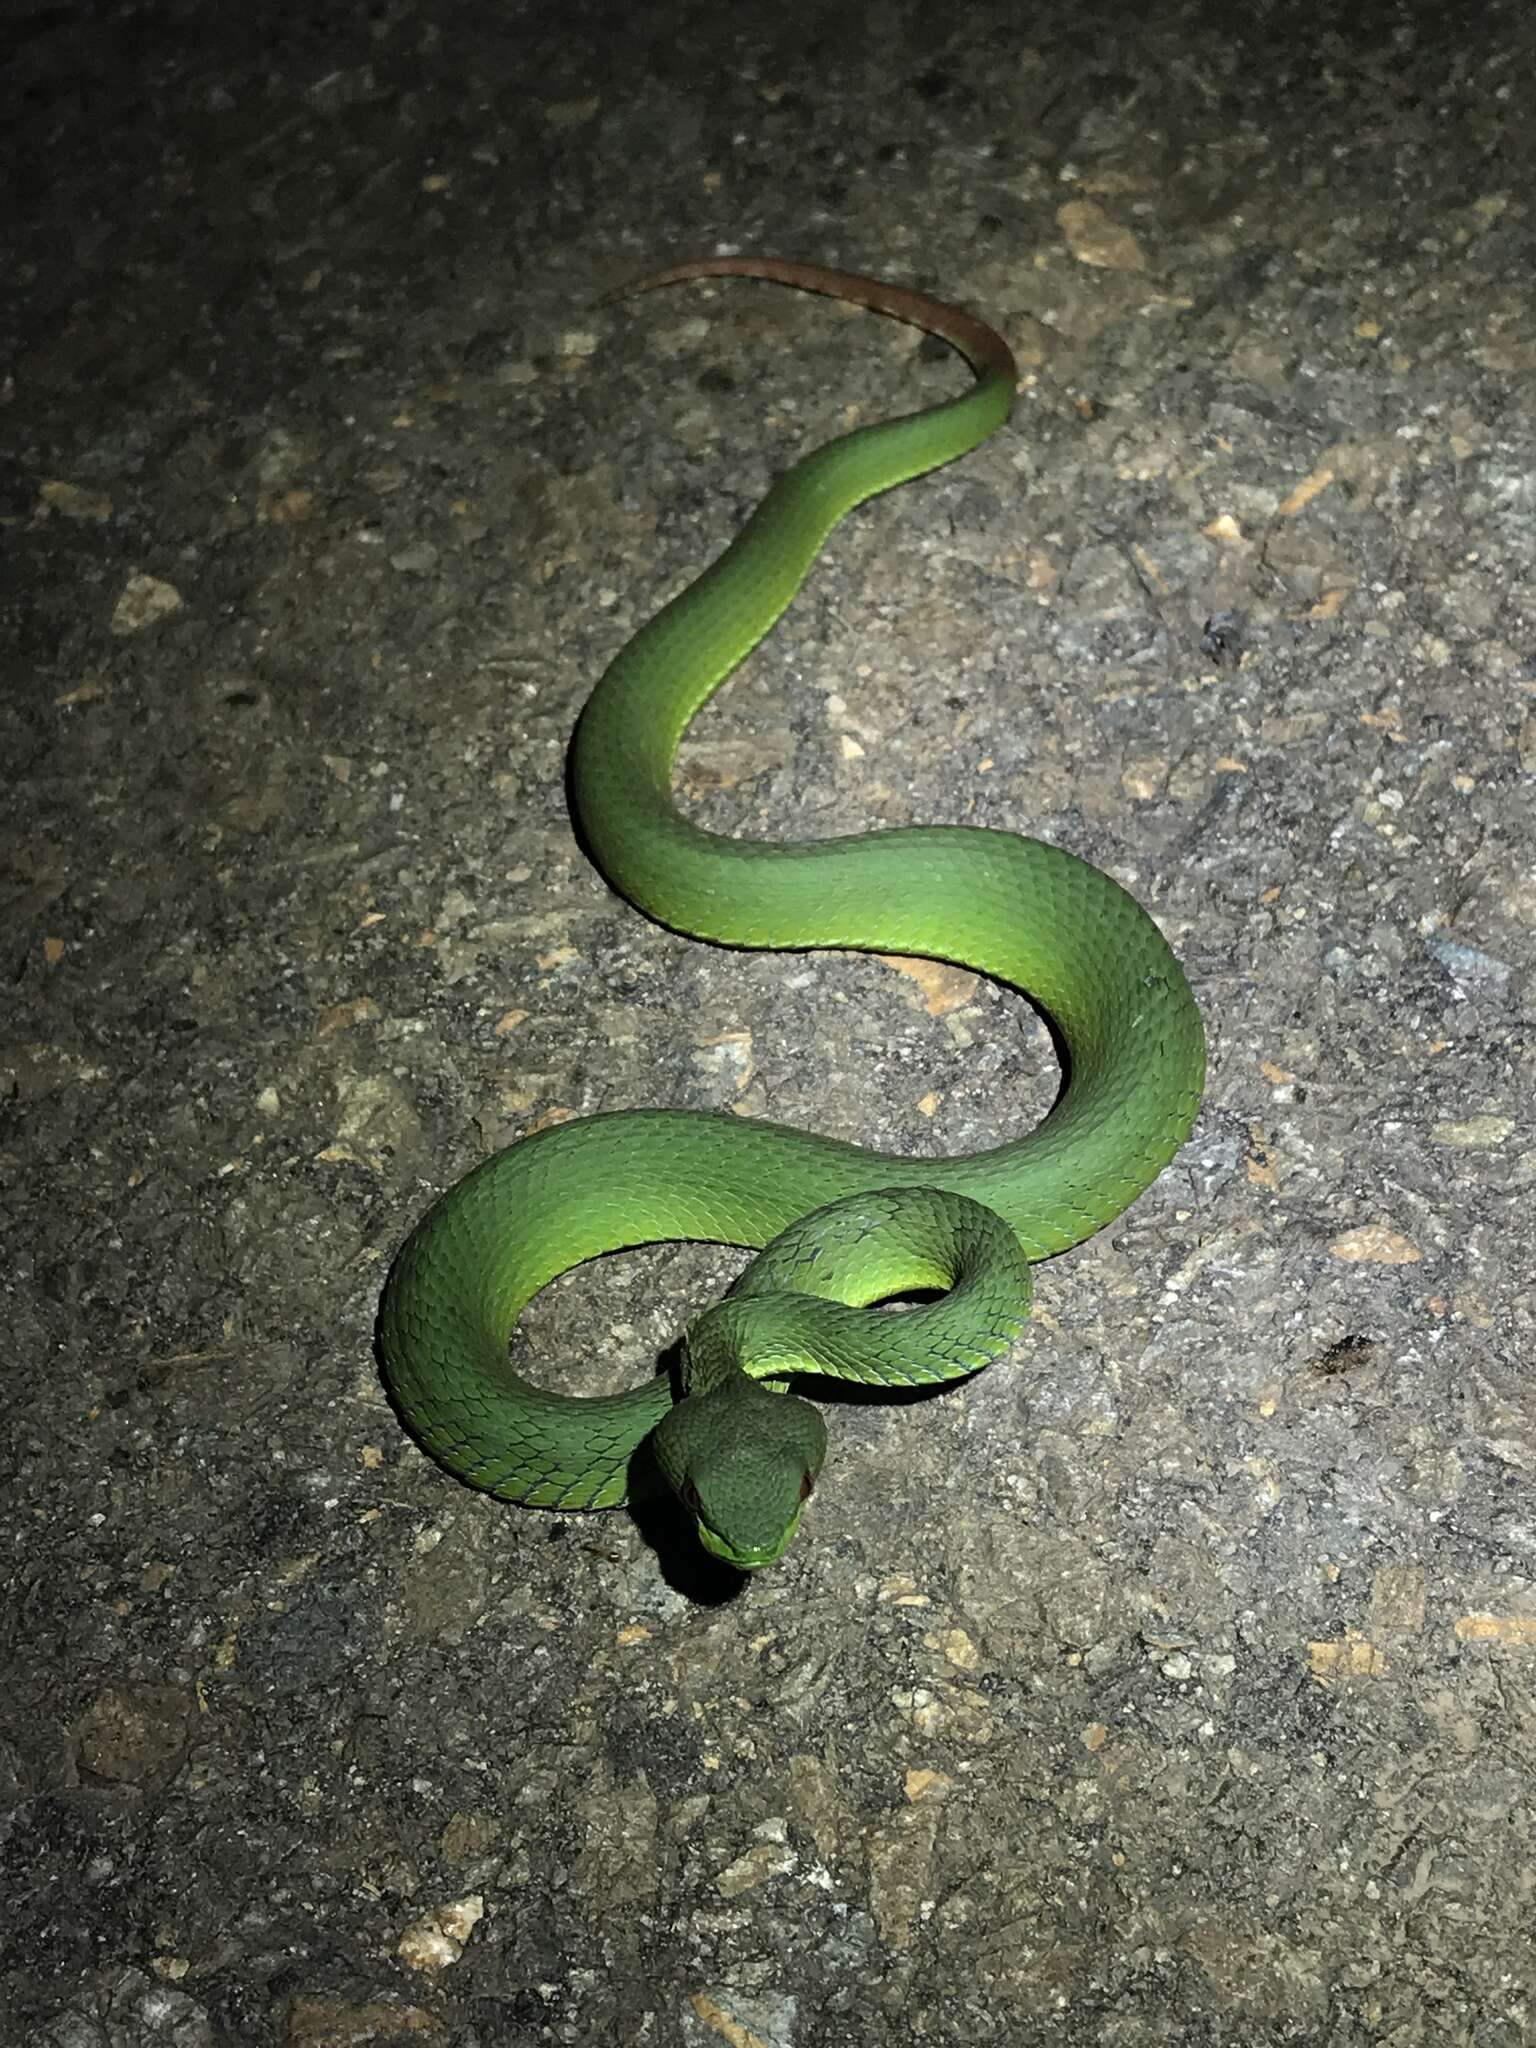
[378,259,1205,1570]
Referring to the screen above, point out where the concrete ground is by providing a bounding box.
[5,1,1535,2042]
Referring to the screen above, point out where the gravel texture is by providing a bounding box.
[5,1,1536,2043]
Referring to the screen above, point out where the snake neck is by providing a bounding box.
[684,1296,802,1395]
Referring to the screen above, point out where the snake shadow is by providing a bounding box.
[560,735,1068,1602]
[624,1315,988,1603]
[372,1266,989,1606]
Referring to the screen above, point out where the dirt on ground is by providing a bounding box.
[5,1,1536,2043]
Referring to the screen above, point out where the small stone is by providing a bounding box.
[716,1841,795,1897]
[1431,1116,1514,1148]
[1058,198,1147,271]
[1330,1224,1421,1265]
[111,572,183,634]
[396,1895,484,1974]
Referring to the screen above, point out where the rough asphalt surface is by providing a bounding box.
[5,2,1535,2042]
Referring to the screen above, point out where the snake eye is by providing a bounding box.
[799,1472,815,1502]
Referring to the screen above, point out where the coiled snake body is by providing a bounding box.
[378,259,1205,1570]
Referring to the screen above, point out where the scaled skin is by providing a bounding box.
[376,263,1205,1570]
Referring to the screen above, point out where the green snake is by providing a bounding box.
[377,258,1205,1571]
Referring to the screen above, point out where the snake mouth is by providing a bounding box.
[695,1502,804,1572]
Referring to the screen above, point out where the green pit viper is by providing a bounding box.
[377,257,1205,1571]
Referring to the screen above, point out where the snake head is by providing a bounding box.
[653,1381,827,1571]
